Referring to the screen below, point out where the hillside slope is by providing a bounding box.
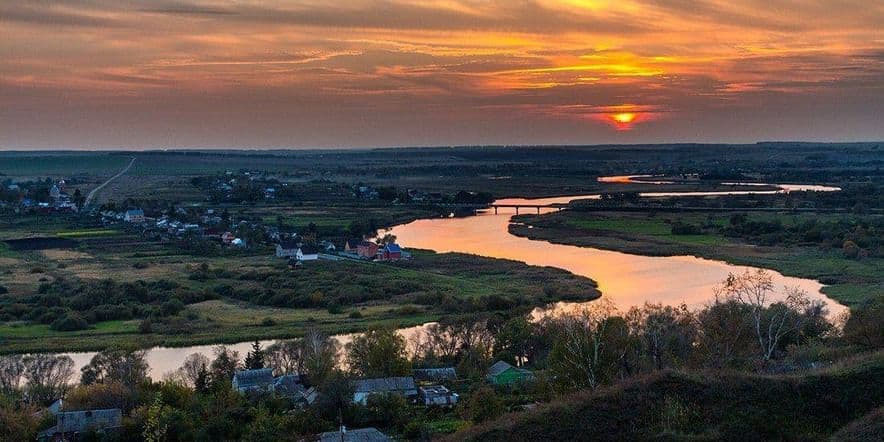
[448,352,884,441]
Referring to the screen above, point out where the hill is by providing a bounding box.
[448,351,884,441]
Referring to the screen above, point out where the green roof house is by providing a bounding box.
[486,360,534,386]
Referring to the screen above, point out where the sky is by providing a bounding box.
[1,0,883,150]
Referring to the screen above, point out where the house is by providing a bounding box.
[356,240,379,260]
[271,374,319,407]
[232,369,317,405]
[296,245,319,261]
[276,239,301,258]
[413,367,457,383]
[232,368,274,393]
[231,238,246,248]
[37,408,123,441]
[487,361,534,386]
[49,185,61,200]
[320,427,391,442]
[319,240,336,252]
[343,239,362,255]
[419,385,459,407]
[352,376,418,405]
[380,243,402,261]
[123,209,145,223]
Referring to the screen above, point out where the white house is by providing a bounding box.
[276,239,300,258]
[296,245,319,261]
[123,209,145,223]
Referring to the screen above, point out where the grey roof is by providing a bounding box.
[299,245,319,255]
[125,209,144,216]
[413,367,457,381]
[353,376,417,394]
[488,361,516,377]
[320,427,391,442]
[40,408,122,436]
[233,368,274,390]
[277,239,300,250]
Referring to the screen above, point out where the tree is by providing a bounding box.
[177,353,211,388]
[716,270,812,362]
[492,317,536,366]
[459,386,504,423]
[626,303,695,371]
[0,355,24,393]
[22,354,75,404]
[693,300,755,369]
[267,340,305,375]
[300,330,339,386]
[375,232,397,246]
[346,327,410,377]
[80,349,149,387]
[143,393,171,442]
[547,300,623,390]
[209,346,240,387]
[243,341,266,370]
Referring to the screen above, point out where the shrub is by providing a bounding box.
[50,312,89,331]
[327,303,343,314]
[132,262,150,269]
[348,310,363,319]
[0,285,8,294]
[260,317,277,326]
[138,319,152,334]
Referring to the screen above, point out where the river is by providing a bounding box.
[54,180,846,380]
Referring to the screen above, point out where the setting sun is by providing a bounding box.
[612,113,636,124]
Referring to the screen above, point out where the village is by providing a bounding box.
[36,344,536,442]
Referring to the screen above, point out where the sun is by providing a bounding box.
[612,113,636,124]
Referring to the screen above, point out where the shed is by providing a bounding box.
[352,376,418,404]
[320,427,391,442]
[487,361,534,386]
[37,408,123,441]
[232,368,274,393]
[413,367,457,382]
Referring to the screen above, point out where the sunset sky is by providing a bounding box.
[1,0,882,149]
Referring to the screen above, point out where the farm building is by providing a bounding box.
[275,239,301,258]
[413,367,457,383]
[37,408,123,441]
[357,240,379,259]
[352,376,418,404]
[419,385,459,407]
[123,209,145,223]
[297,245,319,261]
[320,427,390,442]
[380,243,402,260]
[486,361,534,386]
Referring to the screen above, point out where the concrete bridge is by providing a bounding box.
[429,202,569,214]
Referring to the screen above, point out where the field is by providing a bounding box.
[1,144,881,354]
[0,222,600,353]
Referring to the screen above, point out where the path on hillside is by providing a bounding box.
[84,157,136,207]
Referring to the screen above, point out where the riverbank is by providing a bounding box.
[510,210,882,308]
[0,250,600,354]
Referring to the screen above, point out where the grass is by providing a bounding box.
[512,211,883,307]
[450,350,884,441]
[55,229,121,238]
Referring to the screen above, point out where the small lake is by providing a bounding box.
[50,180,847,380]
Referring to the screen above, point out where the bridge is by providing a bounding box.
[428,202,569,214]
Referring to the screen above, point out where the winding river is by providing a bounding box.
[55,179,846,380]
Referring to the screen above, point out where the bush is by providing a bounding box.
[132,262,150,269]
[459,386,504,423]
[260,317,277,326]
[327,303,343,314]
[50,312,89,331]
[671,221,701,235]
[0,285,7,294]
[138,319,152,334]
[349,310,363,319]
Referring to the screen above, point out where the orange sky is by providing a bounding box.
[1,1,882,149]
